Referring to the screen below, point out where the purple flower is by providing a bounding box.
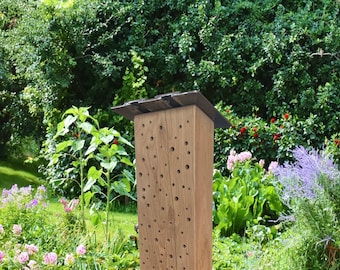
[274,146,340,203]
[26,199,39,209]
[0,250,4,262]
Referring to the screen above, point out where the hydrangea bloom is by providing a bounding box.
[76,244,86,255]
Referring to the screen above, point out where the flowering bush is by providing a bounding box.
[0,184,139,269]
[213,150,284,237]
[273,146,340,268]
[214,104,327,174]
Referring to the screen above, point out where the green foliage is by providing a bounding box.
[44,106,135,235]
[213,156,284,237]
[215,103,327,174]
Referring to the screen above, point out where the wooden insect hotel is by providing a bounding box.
[112,91,230,270]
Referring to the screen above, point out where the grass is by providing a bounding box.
[0,158,138,237]
[0,159,43,190]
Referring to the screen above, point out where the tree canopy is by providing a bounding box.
[0,0,339,156]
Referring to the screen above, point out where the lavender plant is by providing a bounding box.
[274,146,340,268]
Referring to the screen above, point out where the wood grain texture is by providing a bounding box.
[134,105,214,270]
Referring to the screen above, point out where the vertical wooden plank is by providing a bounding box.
[134,105,213,270]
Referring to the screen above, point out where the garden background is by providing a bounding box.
[0,0,340,269]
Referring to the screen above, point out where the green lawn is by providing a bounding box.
[0,159,138,236]
[0,159,42,190]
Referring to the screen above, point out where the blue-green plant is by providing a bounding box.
[274,146,340,268]
[213,151,284,236]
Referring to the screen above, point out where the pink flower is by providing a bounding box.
[0,224,4,234]
[43,252,58,265]
[76,244,86,255]
[18,252,29,264]
[0,251,4,262]
[12,224,22,235]
[258,159,265,167]
[227,150,252,171]
[64,253,75,265]
[27,260,38,269]
[25,244,39,255]
[268,161,279,172]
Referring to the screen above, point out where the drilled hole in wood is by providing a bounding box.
[142,124,145,127]
[175,196,179,201]
[139,172,143,177]
[161,207,165,211]
[177,169,181,173]
[146,203,150,207]
[146,146,149,149]
[142,157,145,161]
[187,151,191,155]
[152,167,155,170]
[159,125,163,130]
[160,174,164,178]
[179,124,182,128]
[153,154,157,158]
[184,141,188,145]
[150,136,154,141]
[155,238,158,242]
[172,183,175,187]
[182,185,185,189]
[174,136,177,139]
[170,146,175,152]
[158,188,162,192]
[141,133,144,136]
[142,188,146,191]
[187,217,191,222]
[185,164,190,169]
[149,120,152,124]
[183,244,186,248]
[142,195,146,199]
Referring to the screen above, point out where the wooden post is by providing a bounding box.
[112,91,229,270]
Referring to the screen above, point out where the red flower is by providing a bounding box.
[280,125,284,129]
[113,138,119,145]
[253,127,257,132]
[270,117,276,123]
[273,134,281,141]
[74,132,79,139]
[283,113,289,120]
[335,139,339,146]
[226,109,231,114]
[254,133,259,139]
[240,127,247,135]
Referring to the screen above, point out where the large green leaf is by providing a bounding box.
[72,140,85,152]
[56,140,73,152]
